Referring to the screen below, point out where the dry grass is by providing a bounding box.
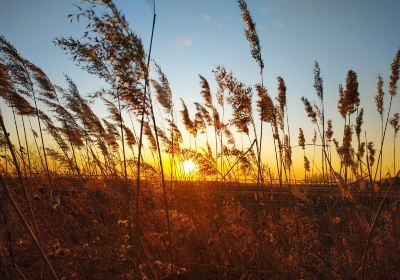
[0,0,399,279]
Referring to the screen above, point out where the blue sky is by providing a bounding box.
[1,0,400,174]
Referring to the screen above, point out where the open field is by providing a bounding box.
[1,176,400,279]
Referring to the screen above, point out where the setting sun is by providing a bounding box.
[182,159,197,174]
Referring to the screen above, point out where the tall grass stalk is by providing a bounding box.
[0,174,59,280]
[389,113,399,172]
[21,116,31,179]
[373,48,399,183]
[0,111,42,246]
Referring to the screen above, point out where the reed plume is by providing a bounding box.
[301,97,317,124]
[123,124,137,148]
[297,127,308,186]
[298,128,305,150]
[0,62,35,116]
[194,111,207,134]
[311,130,317,178]
[226,77,252,135]
[55,0,147,112]
[355,108,364,175]
[375,75,384,118]
[326,119,333,143]
[102,118,120,152]
[313,62,327,182]
[283,134,292,169]
[167,119,183,146]
[373,48,400,183]
[390,112,399,172]
[389,48,400,97]
[180,99,197,137]
[276,77,286,113]
[222,125,236,146]
[344,70,360,117]
[143,122,157,152]
[355,108,364,141]
[314,62,323,100]
[367,141,376,168]
[337,84,347,119]
[102,97,123,123]
[256,84,275,124]
[194,102,212,126]
[152,62,172,113]
[0,35,54,185]
[212,107,223,133]
[214,65,232,107]
[199,74,212,108]
[337,125,354,186]
[304,156,310,177]
[237,0,264,72]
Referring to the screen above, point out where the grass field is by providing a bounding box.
[1,176,400,279]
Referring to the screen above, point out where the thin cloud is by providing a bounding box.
[273,20,285,28]
[201,13,212,21]
[177,37,193,46]
[260,6,270,15]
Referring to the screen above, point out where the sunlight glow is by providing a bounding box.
[182,159,197,175]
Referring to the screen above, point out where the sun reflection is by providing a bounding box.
[182,159,196,175]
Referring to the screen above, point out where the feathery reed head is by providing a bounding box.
[367,141,376,167]
[102,97,122,123]
[301,97,317,124]
[102,118,120,151]
[390,112,400,136]
[389,48,400,97]
[312,129,317,144]
[194,102,212,126]
[213,66,230,107]
[337,125,354,167]
[25,60,57,100]
[358,141,365,160]
[325,119,333,143]
[167,119,183,146]
[194,111,206,133]
[0,62,35,116]
[223,125,236,146]
[304,156,310,172]
[284,134,292,168]
[143,121,157,152]
[313,61,323,100]
[344,70,360,114]
[226,74,253,134]
[122,124,136,147]
[276,77,286,112]
[355,107,364,138]
[237,0,264,71]
[298,128,305,150]
[55,0,147,112]
[212,107,223,133]
[199,74,212,108]
[152,62,172,113]
[256,84,275,123]
[337,84,346,119]
[180,98,197,137]
[375,74,384,117]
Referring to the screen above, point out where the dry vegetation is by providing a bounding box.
[0,0,399,279]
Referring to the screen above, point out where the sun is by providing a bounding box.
[182,159,197,175]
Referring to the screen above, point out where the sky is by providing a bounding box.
[1,0,400,178]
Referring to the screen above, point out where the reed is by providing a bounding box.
[373,49,400,183]
[390,113,399,172]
